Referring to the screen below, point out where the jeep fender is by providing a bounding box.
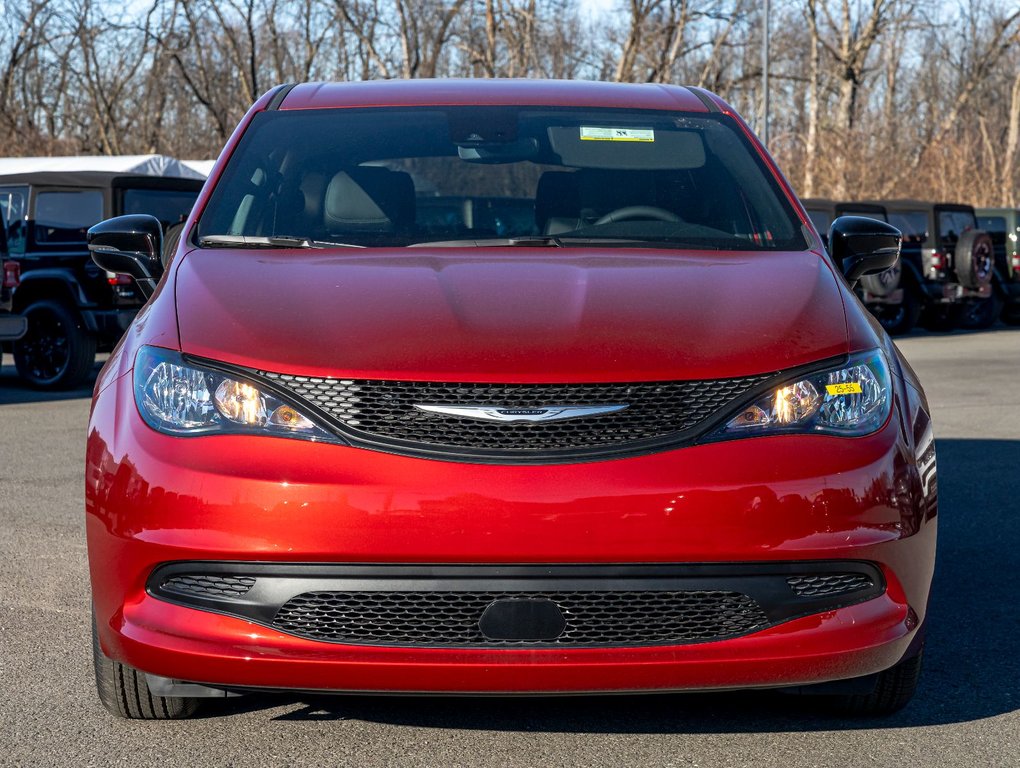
[12,269,91,311]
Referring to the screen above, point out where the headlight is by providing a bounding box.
[716,349,892,438]
[133,345,336,441]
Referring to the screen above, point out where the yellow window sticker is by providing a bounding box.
[826,382,863,396]
[580,127,655,142]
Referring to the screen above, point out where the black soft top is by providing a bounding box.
[0,171,203,190]
[864,198,974,212]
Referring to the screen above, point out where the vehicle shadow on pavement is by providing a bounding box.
[0,360,100,405]
[194,437,1018,731]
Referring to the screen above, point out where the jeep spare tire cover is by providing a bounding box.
[860,259,901,297]
[954,229,994,289]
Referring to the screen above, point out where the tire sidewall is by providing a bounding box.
[13,300,96,389]
[955,230,994,289]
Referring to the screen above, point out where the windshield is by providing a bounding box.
[197,107,806,251]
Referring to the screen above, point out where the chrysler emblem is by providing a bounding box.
[413,404,629,423]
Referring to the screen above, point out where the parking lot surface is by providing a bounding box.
[1,328,1018,767]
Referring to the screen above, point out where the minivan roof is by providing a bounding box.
[278,79,714,114]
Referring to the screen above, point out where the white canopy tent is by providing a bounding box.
[0,154,210,179]
[181,160,216,178]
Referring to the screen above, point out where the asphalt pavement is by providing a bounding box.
[1,327,1018,767]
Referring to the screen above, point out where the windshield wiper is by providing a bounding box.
[409,236,566,248]
[198,235,364,249]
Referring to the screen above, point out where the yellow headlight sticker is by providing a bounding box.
[580,126,655,142]
[826,382,863,396]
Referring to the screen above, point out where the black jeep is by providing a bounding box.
[867,200,993,332]
[972,207,1020,327]
[0,172,201,388]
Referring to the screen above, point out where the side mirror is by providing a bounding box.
[87,215,164,298]
[828,216,901,286]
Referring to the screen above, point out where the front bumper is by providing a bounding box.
[86,371,936,694]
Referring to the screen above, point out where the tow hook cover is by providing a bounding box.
[478,598,567,641]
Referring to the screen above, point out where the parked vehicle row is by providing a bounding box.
[0,157,1015,389]
[803,198,1018,335]
[0,161,203,388]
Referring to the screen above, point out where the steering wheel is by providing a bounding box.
[594,206,682,226]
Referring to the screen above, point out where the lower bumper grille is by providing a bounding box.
[787,573,875,597]
[273,589,769,646]
[161,573,256,599]
[149,562,884,649]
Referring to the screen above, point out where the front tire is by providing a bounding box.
[960,291,1002,330]
[829,649,923,716]
[13,300,96,389]
[921,304,963,332]
[1000,300,1020,326]
[871,286,921,336]
[92,612,199,720]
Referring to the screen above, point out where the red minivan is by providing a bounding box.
[85,80,936,719]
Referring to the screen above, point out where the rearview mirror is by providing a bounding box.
[828,216,901,286]
[87,215,164,298]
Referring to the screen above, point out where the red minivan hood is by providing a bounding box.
[175,248,848,382]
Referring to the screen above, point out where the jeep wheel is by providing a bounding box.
[921,304,963,333]
[954,230,994,289]
[13,300,96,389]
[827,649,923,717]
[960,291,1002,330]
[872,286,920,336]
[92,610,200,720]
[1001,303,1020,326]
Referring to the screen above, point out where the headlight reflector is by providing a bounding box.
[720,350,891,437]
[134,346,334,441]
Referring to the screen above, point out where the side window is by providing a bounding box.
[839,209,888,222]
[121,188,199,231]
[34,189,104,244]
[806,209,832,236]
[937,210,976,248]
[0,185,29,253]
[977,215,1007,257]
[976,215,1006,235]
[887,211,928,244]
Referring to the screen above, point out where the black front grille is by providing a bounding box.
[149,562,885,650]
[787,573,875,597]
[272,589,770,647]
[160,573,256,599]
[257,373,773,457]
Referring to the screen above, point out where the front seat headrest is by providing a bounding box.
[323,167,414,233]
[535,171,581,235]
